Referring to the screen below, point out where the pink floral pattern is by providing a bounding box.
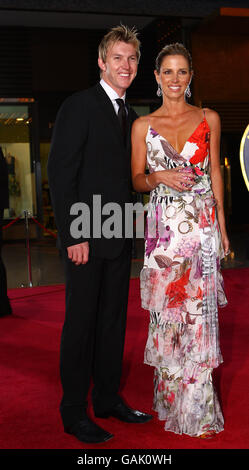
[141,117,227,436]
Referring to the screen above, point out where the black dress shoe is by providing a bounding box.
[65,417,113,444]
[95,402,153,424]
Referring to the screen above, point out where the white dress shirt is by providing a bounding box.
[100,79,126,115]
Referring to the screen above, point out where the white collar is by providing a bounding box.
[100,79,126,102]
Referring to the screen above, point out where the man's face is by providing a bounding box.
[98,41,138,96]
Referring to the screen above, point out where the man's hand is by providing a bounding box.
[67,242,89,265]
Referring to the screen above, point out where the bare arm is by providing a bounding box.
[131,118,195,193]
[207,109,230,254]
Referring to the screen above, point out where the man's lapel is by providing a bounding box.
[125,103,134,151]
[93,83,124,147]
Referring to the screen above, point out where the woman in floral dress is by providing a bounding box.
[131,43,230,438]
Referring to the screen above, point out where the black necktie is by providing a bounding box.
[116,98,127,143]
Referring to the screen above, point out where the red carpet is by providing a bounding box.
[0,268,249,450]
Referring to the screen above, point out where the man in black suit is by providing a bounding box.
[0,148,12,317]
[47,25,152,444]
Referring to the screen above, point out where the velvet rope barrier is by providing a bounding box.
[29,216,57,239]
[2,215,22,229]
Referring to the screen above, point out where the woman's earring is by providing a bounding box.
[156,84,162,97]
[185,83,191,98]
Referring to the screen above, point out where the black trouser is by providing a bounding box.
[60,240,132,428]
[0,209,11,317]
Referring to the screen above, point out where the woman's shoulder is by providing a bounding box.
[132,114,152,133]
[202,107,221,128]
[203,107,220,120]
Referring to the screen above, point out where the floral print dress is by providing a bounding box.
[141,115,227,437]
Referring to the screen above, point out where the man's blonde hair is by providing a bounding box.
[98,24,141,63]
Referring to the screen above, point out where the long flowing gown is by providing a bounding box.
[140,115,227,437]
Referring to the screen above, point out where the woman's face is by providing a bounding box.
[155,54,192,100]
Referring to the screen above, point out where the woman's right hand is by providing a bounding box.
[155,167,196,192]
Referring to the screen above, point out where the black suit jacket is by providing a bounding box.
[47,83,137,259]
[0,148,9,211]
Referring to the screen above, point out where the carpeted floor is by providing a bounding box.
[0,268,249,449]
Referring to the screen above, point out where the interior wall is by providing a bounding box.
[191,24,249,224]
[191,31,249,104]
[31,29,90,92]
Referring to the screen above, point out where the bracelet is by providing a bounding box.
[145,175,153,189]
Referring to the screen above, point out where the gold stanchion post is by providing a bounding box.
[24,210,33,287]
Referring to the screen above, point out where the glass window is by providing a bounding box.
[0,104,36,219]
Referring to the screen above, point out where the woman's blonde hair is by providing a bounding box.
[155,43,193,73]
[98,24,141,63]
